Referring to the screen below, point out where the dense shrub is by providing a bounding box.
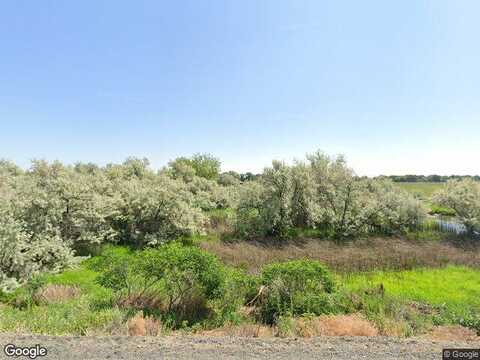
[434,179,480,234]
[290,162,316,228]
[218,172,241,186]
[112,176,205,248]
[94,244,228,326]
[261,161,294,238]
[234,182,268,238]
[13,160,118,247]
[211,267,259,325]
[0,204,76,292]
[0,150,448,292]
[233,152,426,240]
[0,156,223,290]
[364,180,426,235]
[141,244,225,315]
[91,246,138,294]
[258,260,339,324]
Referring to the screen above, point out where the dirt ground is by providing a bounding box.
[1,334,477,360]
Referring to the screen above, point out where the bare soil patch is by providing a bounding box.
[426,325,480,342]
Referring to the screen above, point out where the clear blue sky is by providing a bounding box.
[1,0,479,176]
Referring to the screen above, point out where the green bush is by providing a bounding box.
[258,260,338,324]
[142,244,225,326]
[210,268,258,326]
[94,243,227,327]
[90,246,138,294]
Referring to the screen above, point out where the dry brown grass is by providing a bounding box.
[34,285,81,304]
[376,318,411,337]
[201,237,480,273]
[280,315,378,338]
[127,313,162,336]
[426,326,480,342]
[199,324,274,338]
[117,293,163,311]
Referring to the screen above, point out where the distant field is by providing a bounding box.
[396,182,444,198]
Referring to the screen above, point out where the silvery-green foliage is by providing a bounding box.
[234,181,268,238]
[178,173,238,211]
[363,180,426,234]
[13,161,118,247]
[0,207,31,290]
[290,161,316,228]
[235,161,296,238]
[307,151,365,237]
[113,175,205,247]
[218,172,241,186]
[0,158,211,289]
[234,151,427,239]
[211,183,239,209]
[0,160,23,177]
[167,158,197,182]
[187,176,218,210]
[434,179,480,233]
[0,205,75,291]
[307,152,425,237]
[105,157,153,180]
[261,161,294,237]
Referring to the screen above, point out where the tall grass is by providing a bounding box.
[201,238,480,274]
[0,297,125,335]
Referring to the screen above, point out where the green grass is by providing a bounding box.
[0,261,124,335]
[396,182,444,199]
[344,266,480,313]
[429,204,456,217]
[342,266,480,334]
[41,266,108,297]
[0,299,124,335]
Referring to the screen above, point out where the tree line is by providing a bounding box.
[377,175,480,183]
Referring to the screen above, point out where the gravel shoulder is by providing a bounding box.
[1,334,478,360]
